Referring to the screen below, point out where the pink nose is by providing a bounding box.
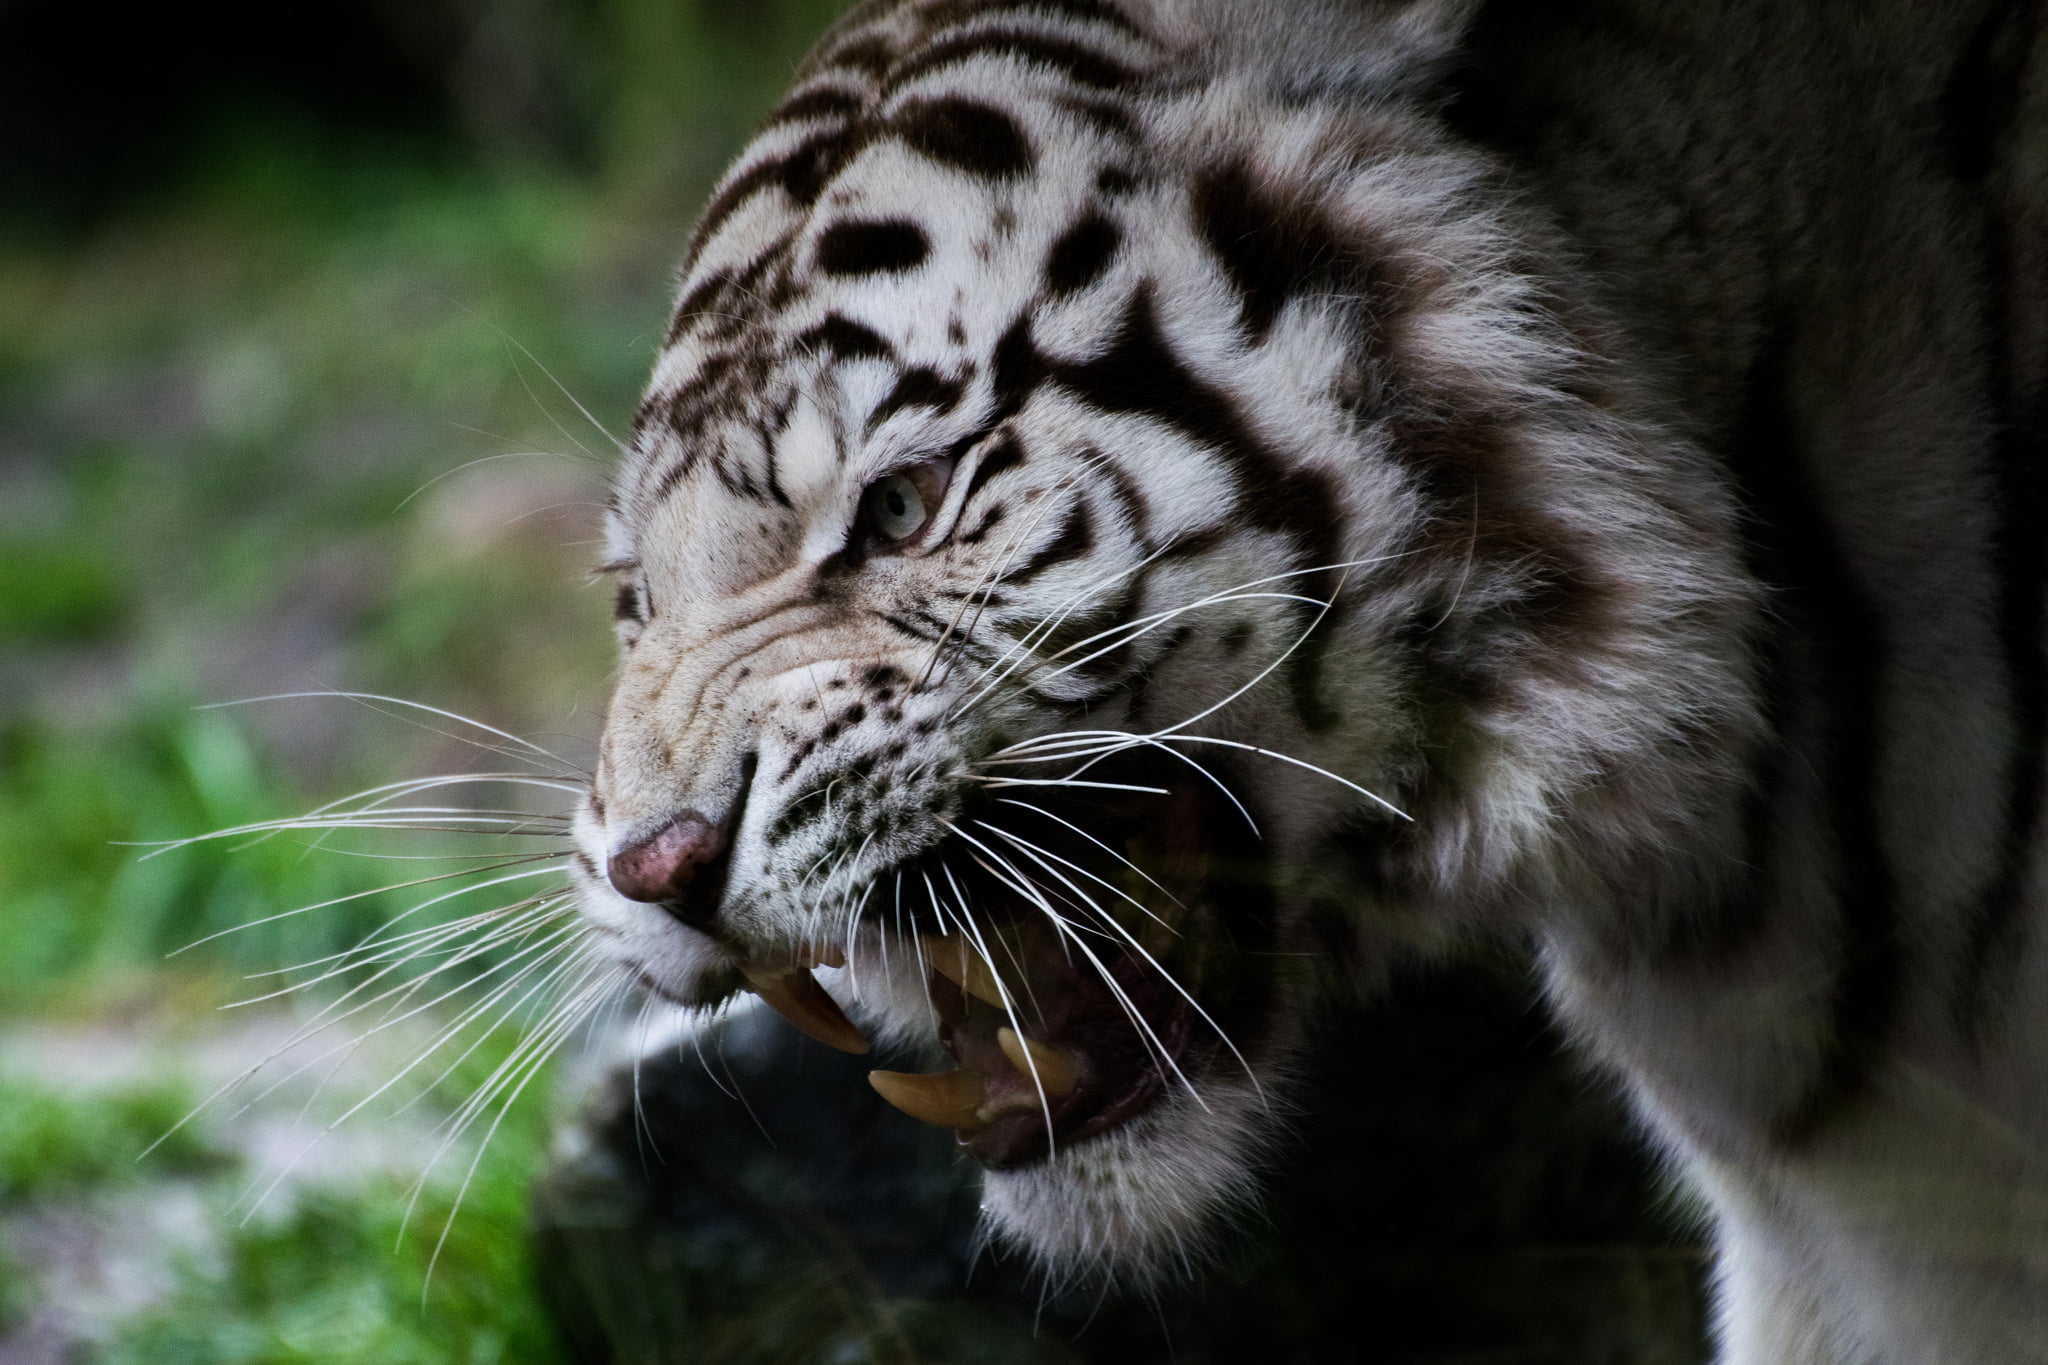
[607,812,729,905]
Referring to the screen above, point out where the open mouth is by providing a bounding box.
[895,918,1201,1166]
[715,771,1265,1168]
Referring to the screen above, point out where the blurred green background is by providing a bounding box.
[0,2,844,1358]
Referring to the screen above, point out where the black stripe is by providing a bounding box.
[653,345,774,449]
[1095,449,1151,547]
[1002,503,1095,583]
[875,610,948,645]
[960,429,1027,507]
[1042,286,1344,729]
[916,0,1144,38]
[889,96,1035,179]
[756,413,794,509]
[1044,211,1120,296]
[1054,93,1138,139]
[721,443,793,507]
[1937,0,2026,184]
[1054,287,1315,517]
[815,218,932,276]
[1726,327,1901,1147]
[937,586,1008,609]
[1096,165,1138,196]
[665,268,731,345]
[1379,402,1609,665]
[958,504,1007,544]
[768,85,866,128]
[1020,585,1130,670]
[795,314,895,362]
[1649,629,1783,964]
[648,456,689,511]
[990,311,1050,418]
[888,28,1134,92]
[808,33,895,79]
[1153,523,1228,563]
[1192,159,1406,346]
[692,128,864,258]
[867,367,966,432]
[1952,76,2048,1036]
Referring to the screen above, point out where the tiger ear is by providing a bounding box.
[1172,0,1481,100]
[1369,0,1483,76]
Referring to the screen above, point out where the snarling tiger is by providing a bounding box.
[566,1,2048,1359]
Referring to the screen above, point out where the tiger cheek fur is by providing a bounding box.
[565,0,2048,1356]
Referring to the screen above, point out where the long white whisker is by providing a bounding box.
[917,447,1121,692]
[233,910,579,1112]
[984,726,1259,828]
[227,868,572,994]
[223,921,584,1219]
[1026,590,1328,688]
[226,914,581,1121]
[410,959,619,1294]
[496,327,624,454]
[932,859,1060,1155]
[384,926,597,1121]
[992,797,1182,914]
[198,692,581,775]
[939,821,1200,1107]
[950,552,1406,723]
[170,854,564,957]
[978,821,1261,1098]
[242,924,585,1212]
[949,539,1179,721]
[971,777,1171,796]
[240,895,556,988]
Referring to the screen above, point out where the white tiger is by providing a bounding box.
[564,1,2048,1359]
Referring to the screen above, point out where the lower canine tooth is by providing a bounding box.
[922,935,1011,1008]
[869,1068,986,1130]
[996,1027,1078,1099]
[742,966,869,1054]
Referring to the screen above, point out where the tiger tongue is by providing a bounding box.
[740,964,869,1054]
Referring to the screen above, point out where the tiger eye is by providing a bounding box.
[867,474,927,540]
[860,459,953,547]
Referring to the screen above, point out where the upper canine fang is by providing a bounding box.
[997,1027,1078,1099]
[742,966,869,1054]
[869,1068,986,1131]
[922,934,1011,1008]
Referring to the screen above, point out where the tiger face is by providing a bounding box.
[569,2,1756,1280]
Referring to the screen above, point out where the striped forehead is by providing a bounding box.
[611,0,1177,573]
[618,89,1147,528]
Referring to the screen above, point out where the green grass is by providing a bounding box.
[0,157,625,1009]
[97,1067,563,1365]
[0,91,634,1365]
[0,1075,221,1204]
[0,1053,563,1365]
[0,4,859,1355]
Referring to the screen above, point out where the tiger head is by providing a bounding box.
[569,1,1757,1282]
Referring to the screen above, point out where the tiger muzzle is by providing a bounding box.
[607,811,733,929]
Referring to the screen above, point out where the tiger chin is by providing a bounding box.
[565,0,2048,1358]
